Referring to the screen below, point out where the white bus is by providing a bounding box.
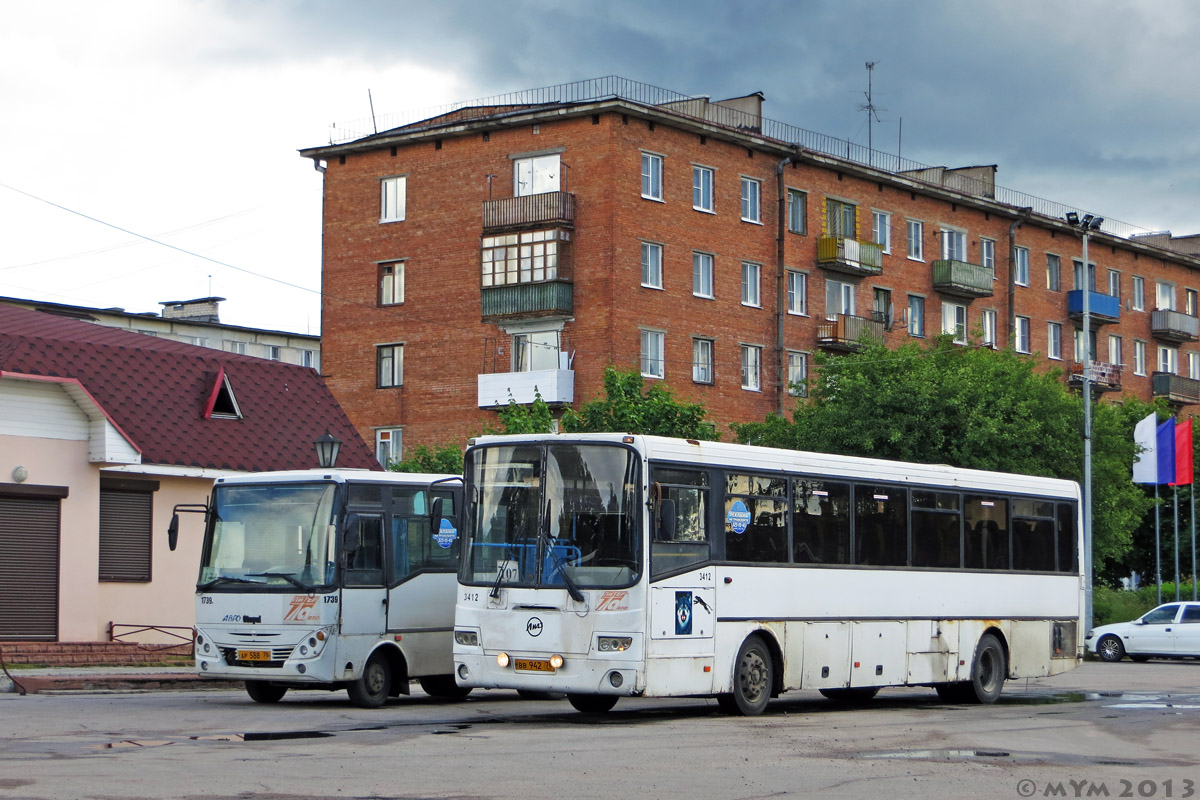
[172,469,466,707]
[452,434,1084,715]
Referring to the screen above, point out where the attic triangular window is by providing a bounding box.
[203,366,243,420]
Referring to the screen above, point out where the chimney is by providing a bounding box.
[159,296,225,323]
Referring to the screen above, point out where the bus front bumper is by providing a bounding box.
[454,651,641,695]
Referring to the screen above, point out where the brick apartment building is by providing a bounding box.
[301,77,1200,465]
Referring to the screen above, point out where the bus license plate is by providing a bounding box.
[237,650,271,662]
[514,658,554,672]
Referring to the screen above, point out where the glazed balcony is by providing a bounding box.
[932,259,994,299]
[816,313,885,352]
[482,191,575,233]
[1067,290,1120,325]
[480,229,573,322]
[1152,372,1200,406]
[480,280,573,321]
[1150,309,1200,343]
[817,236,883,277]
[1067,361,1122,393]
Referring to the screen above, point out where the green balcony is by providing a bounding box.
[817,236,883,277]
[480,279,573,321]
[1152,372,1200,406]
[932,259,994,298]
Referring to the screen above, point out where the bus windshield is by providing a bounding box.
[199,482,339,590]
[464,443,640,591]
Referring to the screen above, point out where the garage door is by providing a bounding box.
[0,496,60,640]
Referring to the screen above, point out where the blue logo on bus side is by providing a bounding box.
[435,518,458,549]
[675,591,693,636]
[727,500,751,534]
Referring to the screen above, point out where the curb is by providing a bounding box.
[2,673,240,695]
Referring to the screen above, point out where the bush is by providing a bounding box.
[1092,585,1155,627]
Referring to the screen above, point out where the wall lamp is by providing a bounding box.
[315,431,342,468]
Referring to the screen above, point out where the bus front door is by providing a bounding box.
[340,515,387,638]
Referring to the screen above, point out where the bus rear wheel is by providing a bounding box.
[245,680,287,703]
[966,633,1005,704]
[723,634,774,716]
[347,651,392,708]
[567,694,618,713]
[418,674,472,700]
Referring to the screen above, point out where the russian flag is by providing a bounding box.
[1133,412,1158,484]
[1157,418,1176,485]
[1171,417,1194,486]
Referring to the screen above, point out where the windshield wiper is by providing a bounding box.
[198,575,264,590]
[490,556,511,600]
[246,572,315,591]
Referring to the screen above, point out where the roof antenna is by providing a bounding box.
[368,89,378,135]
[858,62,884,167]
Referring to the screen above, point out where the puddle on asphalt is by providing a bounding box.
[997,692,1086,705]
[94,722,464,750]
[862,749,1146,767]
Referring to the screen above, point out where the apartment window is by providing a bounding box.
[873,287,892,328]
[873,211,891,253]
[787,351,808,397]
[99,483,154,582]
[826,199,856,238]
[1015,316,1031,353]
[692,166,714,212]
[641,329,665,379]
[741,262,761,307]
[1132,276,1146,311]
[381,176,406,222]
[980,238,996,271]
[1189,352,1200,380]
[907,219,924,260]
[641,241,663,289]
[1074,260,1096,291]
[908,295,925,337]
[1159,345,1179,375]
[514,153,560,197]
[1108,334,1122,367]
[1188,289,1199,316]
[380,261,404,305]
[942,302,968,344]
[641,152,663,200]
[740,177,762,223]
[1014,246,1030,287]
[481,229,564,286]
[786,270,808,315]
[825,278,855,320]
[377,344,403,388]
[981,308,997,348]
[178,335,208,347]
[301,349,317,369]
[1134,340,1147,376]
[1046,254,1062,291]
[226,340,247,355]
[741,345,762,391]
[265,345,282,361]
[375,428,402,468]
[1108,269,1121,299]
[513,330,560,372]
[1158,281,1177,311]
[1048,322,1062,360]
[787,189,807,234]
[941,228,967,262]
[692,338,714,384]
[693,252,714,298]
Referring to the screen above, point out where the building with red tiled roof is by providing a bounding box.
[0,303,377,643]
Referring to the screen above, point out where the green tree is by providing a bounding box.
[732,336,1153,576]
[561,367,718,440]
[388,443,464,475]
[491,391,554,435]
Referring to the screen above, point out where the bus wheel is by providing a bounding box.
[245,680,287,703]
[726,634,773,716]
[965,633,1005,704]
[567,694,618,713]
[348,651,392,708]
[1097,635,1126,663]
[418,674,472,700]
[819,687,879,704]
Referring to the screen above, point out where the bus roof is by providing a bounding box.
[467,433,1080,500]
[214,469,460,486]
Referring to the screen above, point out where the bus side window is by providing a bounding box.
[345,516,384,586]
[650,470,710,578]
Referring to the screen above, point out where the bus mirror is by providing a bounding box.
[658,499,677,541]
[430,496,444,527]
[168,514,180,551]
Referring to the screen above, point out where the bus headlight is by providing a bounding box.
[497,652,510,668]
[597,636,633,652]
[549,654,564,669]
[455,630,480,647]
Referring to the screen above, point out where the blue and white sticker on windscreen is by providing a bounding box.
[675,591,693,635]
[434,518,458,549]
[727,500,751,534]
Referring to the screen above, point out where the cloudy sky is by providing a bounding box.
[2,0,1197,333]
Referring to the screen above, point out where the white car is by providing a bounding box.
[1087,602,1200,662]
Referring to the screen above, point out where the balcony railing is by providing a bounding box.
[931,259,994,298]
[1151,309,1200,343]
[478,369,574,407]
[1067,290,1120,324]
[482,191,575,232]
[481,280,573,320]
[816,236,883,277]
[816,313,885,351]
[1067,361,1123,393]
[1152,372,1200,405]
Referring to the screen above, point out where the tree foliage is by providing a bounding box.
[388,443,464,475]
[561,367,718,440]
[732,336,1154,576]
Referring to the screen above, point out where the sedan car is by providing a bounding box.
[1087,601,1200,662]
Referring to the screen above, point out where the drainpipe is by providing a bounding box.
[776,151,799,415]
[1007,207,1033,345]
